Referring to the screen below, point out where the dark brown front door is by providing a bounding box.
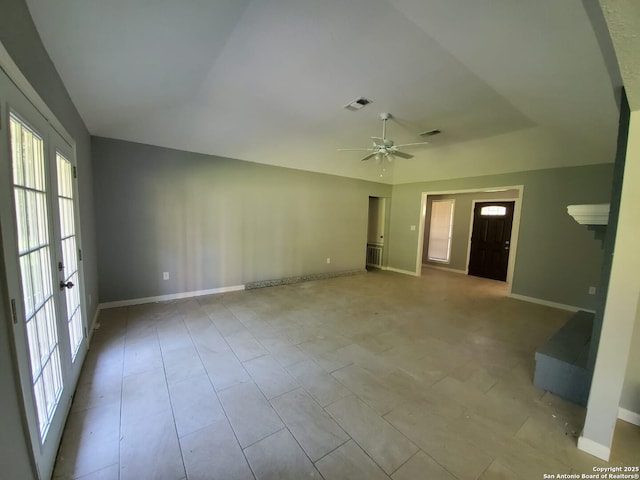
[468,201,514,281]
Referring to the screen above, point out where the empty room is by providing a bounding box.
[0,1,638,479]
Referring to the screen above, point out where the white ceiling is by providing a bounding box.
[600,0,640,110]
[26,0,620,184]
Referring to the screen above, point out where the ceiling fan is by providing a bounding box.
[338,112,429,162]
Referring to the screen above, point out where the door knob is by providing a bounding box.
[60,280,74,290]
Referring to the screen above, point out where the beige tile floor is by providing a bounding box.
[54,269,639,480]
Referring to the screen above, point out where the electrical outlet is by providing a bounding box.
[326,257,331,264]
[163,272,170,280]
[410,225,416,231]
[588,286,596,295]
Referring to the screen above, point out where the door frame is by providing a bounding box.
[416,185,524,293]
[367,195,390,267]
[1,41,88,479]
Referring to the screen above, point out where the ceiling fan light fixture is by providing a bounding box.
[338,111,427,163]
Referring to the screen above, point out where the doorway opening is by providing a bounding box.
[416,186,523,292]
[366,196,386,269]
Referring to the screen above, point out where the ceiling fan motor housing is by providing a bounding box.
[337,112,428,162]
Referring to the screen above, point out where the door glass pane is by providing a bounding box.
[9,114,63,441]
[480,205,507,216]
[57,152,83,359]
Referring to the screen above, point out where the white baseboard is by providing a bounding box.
[618,407,640,426]
[381,266,419,277]
[422,264,467,275]
[98,285,245,309]
[509,293,595,313]
[577,435,611,461]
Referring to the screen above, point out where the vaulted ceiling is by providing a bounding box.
[26,0,620,184]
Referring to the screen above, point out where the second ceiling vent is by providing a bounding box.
[420,129,441,137]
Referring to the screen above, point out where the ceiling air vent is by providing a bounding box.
[420,129,441,137]
[344,97,372,111]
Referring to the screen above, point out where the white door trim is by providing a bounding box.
[416,185,524,293]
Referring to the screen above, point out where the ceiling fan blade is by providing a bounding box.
[337,148,375,152]
[394,142,430,148]
[392,151,414,159]
[361,152,378,162]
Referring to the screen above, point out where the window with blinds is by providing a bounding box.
[427,199,455,263]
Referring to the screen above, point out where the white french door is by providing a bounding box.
[0,68,88,479]
[56,148,85,362]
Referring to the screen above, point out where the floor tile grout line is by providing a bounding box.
[187,300,260,479]
[387,449,420,478]
[327,364,398,417]
[239,426,288,451]
[476,460,495,480]
[120,304,186,479]
[211,304,337,479]
[394,447,461,480]
[322,395,416,478]
[187,385,257,477]
[310,436,351,466]
[268,386,353,462]
[203,299,305,405]
[114,306,132,480]
[61,310,127,480]
[158,313,192,480]
[242,425,331,480]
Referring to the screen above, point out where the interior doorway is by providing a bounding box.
[468,201,515,281]
[366,197,386,268]
[416,187,523,291]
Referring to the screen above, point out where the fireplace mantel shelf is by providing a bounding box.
[567,204,610,226]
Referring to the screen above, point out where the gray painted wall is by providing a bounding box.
[388,164,613,310]
[422,190,519,271]
[0,0,99,320]
[0,0,98,478]
[92,137,391,302]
